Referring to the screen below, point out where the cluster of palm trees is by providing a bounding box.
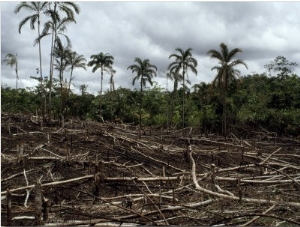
[12,2,81,119]
[5,1,249,135]
[125,45,247,135]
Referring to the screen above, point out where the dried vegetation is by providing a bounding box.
[1,113,300,226]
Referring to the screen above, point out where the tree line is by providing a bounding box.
[2,69,300,136]
[2,2,299,136]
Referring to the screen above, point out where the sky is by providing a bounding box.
[1,1,300,95]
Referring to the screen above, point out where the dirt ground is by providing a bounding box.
[1,113,300,226]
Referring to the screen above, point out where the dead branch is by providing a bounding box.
[188,150,300,208]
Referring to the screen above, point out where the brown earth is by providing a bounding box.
[1,113,300,226]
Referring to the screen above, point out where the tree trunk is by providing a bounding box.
[139,78,143,129]
[38,17,43,81]
[222,92,227,137]
[99,68,103,118]
[37,17,46,121]
[48,3,57,121]
[182,68,185,131]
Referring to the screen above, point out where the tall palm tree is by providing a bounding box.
[45,2,80,78]
[88,52,114,117]
[67,51,87,92]
[36,16,75,118]
[39,2,80,119]
[207,42,248,136]
[14,2,48,81]
[168,48,198,129]
[127,58,157,127]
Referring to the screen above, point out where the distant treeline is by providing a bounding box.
[2,72,300,136]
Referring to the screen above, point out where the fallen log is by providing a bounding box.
[1,175,181,196]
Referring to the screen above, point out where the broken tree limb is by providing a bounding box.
[23,169,32,208]
[1,175,181,196]
[188,150,300,208]
[259,147,282,165]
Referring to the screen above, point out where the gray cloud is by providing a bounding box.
[2,1,300,95]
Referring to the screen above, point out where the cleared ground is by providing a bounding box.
[1,113,300,226]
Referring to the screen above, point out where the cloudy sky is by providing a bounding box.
[1,1,300,95]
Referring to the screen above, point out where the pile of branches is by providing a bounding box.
[1,113,300,226]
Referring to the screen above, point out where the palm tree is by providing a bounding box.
[53,43,71,89]
[168,48,198,129]
[88,52,114,117]
[127,57,157,127]
[52,43,72,119]
[67,51,87,92]
[207,42,248,136]
[39,2,80,119]
[44,2,80,73]
[2,53,19,90]
[79,84,88,96]
[2,53,19,104]
[14,2,48,81]
[36,16,75,118]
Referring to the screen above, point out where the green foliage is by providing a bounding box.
[233,73,300,135]
[1,86,39,113]
[2,71,300,135]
